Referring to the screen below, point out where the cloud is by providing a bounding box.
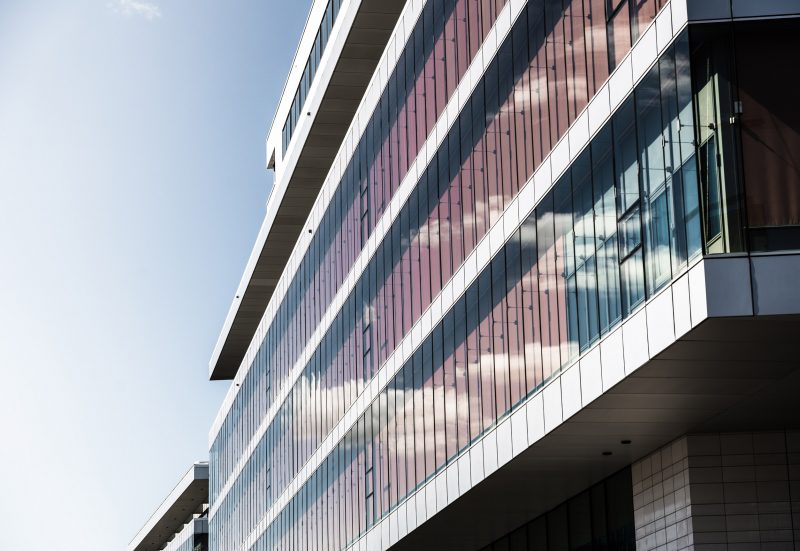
[112,0,162,20]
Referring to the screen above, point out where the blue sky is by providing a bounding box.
[0,0,308,548]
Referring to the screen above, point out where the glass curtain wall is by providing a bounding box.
[212,0,676,524]
[215,11,800,551]
[212,1,508,547]
[212,0,505,510]
[211,0,674,547]
[249,33,700,551]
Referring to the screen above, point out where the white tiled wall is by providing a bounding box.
[633,431,800,551]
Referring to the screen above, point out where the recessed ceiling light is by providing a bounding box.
[621,439,632,445]
[602,451,612,456]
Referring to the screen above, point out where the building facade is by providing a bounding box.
[208,0,800,549]
[129,462,210,551]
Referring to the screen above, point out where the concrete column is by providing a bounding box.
[632,431,800,551]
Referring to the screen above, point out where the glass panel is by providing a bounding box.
[478,268,496,429]
[509,526,527,551]
[536,192,561,381]
[607,0,631,70]
[572,151,600,351]
[453,296,470,451]
[591,125,622,335]
[613,99,645,315]
[700,136,721,243]
[587,0,610,91]
[519,216,543,394]
[442,309,459,459]
[636,67,672,294]
[432,322,447,470]
[466,282,483,441]
[554,174,579,365]
[527,516,548,549]
[631,0,657,41]
[568,491,592,550]
[690,23,745,253]
[606,468,635,548]
[734,19,800,252]
[491,250,511,417]
[674,33,702,261]
[403,363,416,493]
[504,232,526,407]
[547,503,569,551]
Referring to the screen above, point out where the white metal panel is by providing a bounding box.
[655,3,674,53]
[490,218,506,256]
[623,309,650,375]
[704,256,753,317]
[434,474,447,514]
[416,489,427,527]
[587,84,611,136]
[496,418,513,467]
[550,136,571,181]
[426,480,440,519]
[504,197,521,241]
[600,326,625,391]
[511,404,529,457]
[470,442,485,487]
[458,451,472,496]
[526,393,545,445]
[646,288,676,357]
[543,379,563,433]
[381,515,390,549]
[389,510,398,548]
[483,429,499,477]
[751,254,800,315]
[632,24,658,84]
[569,110,590,161]
[560,364,582,420]
[398,502,408,540]
[464,249,479,286]
[608,56,633,112]
[447,461,460,504]
[672,0,688,30]
[579,345,603,405]
[672,274,692,338]
[517,174,537,220]
[534,157,551,204]
[477,233,492,269]
[732,0,800,17]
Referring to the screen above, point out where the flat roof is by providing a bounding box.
[209,0,405,380]
[128,462,209,551]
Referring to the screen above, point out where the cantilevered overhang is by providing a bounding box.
[128,462,209,551]
[301,253,800,550]
[209,0,406,380]
[393,312,800,548]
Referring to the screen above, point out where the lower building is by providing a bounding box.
[461,431,800,551]
[206,0,800,549]
[129,462,209,551]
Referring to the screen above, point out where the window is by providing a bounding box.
[613,99,645,315]
[607,0,631,70]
